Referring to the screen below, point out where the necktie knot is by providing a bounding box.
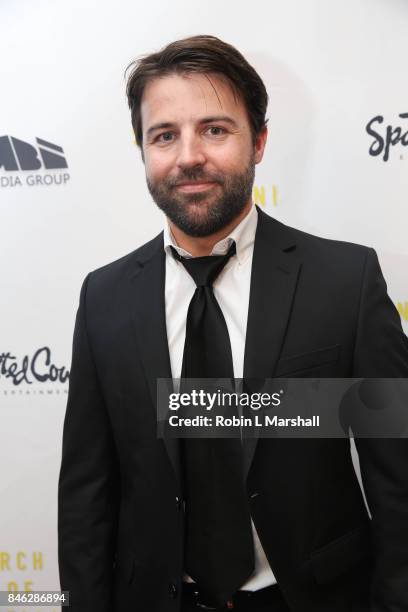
[170,241,236,287]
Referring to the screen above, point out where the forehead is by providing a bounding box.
[140,72,247,129]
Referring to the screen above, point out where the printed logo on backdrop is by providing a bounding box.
[0,551,51,604]
[0,347,69,396]
[366,113,408,162]
[0,136,70,188]
[252,184,279,207]
[397,301,408,323]
[0,551,62,612]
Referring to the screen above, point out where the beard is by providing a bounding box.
[146,155,255,237]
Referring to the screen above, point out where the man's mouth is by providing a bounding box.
[175,181,217,193]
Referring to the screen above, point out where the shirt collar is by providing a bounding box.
[163,203,258,265]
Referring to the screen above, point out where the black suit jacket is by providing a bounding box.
[58,207,408,611]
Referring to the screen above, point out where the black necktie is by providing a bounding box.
[170,242,255,606]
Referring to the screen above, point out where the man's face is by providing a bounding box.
[140,72,267,237]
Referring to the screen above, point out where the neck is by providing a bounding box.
[168,201,252,257]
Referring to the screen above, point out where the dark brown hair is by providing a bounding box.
[125,35,268,148]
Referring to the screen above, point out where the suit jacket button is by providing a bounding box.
[169,583,178,598]
[176,496,184,511]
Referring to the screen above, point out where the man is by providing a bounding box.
[58,35,408,611]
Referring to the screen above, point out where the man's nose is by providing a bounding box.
[176,135,206,169]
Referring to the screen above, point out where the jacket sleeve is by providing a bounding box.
[352,248,408,611]
[58,273,120,612]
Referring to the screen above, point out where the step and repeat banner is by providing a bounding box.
[1,0,407,609]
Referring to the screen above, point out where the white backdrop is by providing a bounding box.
[1,0,407,609]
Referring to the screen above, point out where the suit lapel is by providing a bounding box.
[128,233,182,490]
[243,207,301,480]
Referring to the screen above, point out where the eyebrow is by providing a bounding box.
[146,115,239,138]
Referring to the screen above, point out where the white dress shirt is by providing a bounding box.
[163,203,277,591]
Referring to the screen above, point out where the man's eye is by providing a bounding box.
[207,126,226,136]
[157,132,174,143]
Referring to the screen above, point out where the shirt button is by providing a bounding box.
[169,583,178,598]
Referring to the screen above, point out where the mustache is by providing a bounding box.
[165,168,225,187]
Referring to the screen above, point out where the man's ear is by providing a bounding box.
[140,145,145,164]
[254,126,268,164]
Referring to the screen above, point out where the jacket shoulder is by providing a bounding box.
[259,209,372,266]
[293,225,371,268]
[82,231,163,296]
